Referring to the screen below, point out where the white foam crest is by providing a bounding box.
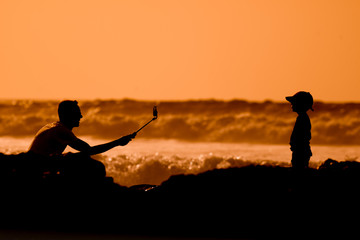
[95,153,289,187]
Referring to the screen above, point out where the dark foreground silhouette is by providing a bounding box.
[0,153,359,239]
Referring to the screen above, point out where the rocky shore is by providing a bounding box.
[0,153,359,239]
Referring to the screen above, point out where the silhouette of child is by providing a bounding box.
[286,92,313,169]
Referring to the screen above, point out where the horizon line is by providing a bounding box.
[0,97,359,104]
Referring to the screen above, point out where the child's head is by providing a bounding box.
[286,91,313,113]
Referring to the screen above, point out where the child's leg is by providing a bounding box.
[291,152,310,169]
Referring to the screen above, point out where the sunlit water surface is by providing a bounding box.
[1,137,360,186]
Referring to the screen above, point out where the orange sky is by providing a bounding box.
[0,0,359,102]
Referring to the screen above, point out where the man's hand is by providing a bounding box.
[129,132,137,139]
[118,132,137,146]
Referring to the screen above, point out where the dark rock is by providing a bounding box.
[0,154,359,238]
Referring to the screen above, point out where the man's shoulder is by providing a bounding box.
[41,122,62,131]
[38,122,72,135]
[41,122,77,140]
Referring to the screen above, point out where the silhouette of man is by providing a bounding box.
[286,92,313,170]
[28,100,136,179]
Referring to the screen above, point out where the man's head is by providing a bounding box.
[58,100,82,128]
[286,91,314,113]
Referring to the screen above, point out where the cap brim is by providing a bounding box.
[285,96,294,102]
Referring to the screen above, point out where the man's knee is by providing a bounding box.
[92,159,106,178]
[62,154,106,179]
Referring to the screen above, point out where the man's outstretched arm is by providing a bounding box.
[69,133,136,156]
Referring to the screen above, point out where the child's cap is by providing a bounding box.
[286,91,314,111]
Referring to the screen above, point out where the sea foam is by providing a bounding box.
[96,153,287,186]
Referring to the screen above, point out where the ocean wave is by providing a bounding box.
[1,99,360,145]
[96,153,291,186]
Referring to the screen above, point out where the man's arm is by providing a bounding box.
[69,133,136,156]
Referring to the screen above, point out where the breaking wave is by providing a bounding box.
[1,99,360,145]
[96,153,291,186]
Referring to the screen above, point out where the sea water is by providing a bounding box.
[1,136,360,187]
[2,99,360,186]
[2,99,360,145]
